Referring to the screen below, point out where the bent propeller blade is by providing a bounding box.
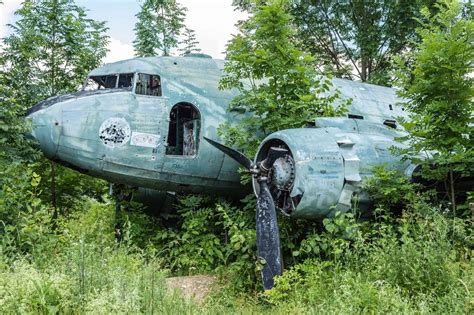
[256,177,283,290]
[203,137,253,171]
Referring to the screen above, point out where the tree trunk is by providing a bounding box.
[51,161,57,220]
[449,167,456,216]
[361,56,367,82]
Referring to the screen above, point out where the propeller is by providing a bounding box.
[204,137,287,290]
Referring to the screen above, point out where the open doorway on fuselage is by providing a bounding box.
[166,102,200,156]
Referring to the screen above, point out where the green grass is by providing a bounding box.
[0,165,472,314]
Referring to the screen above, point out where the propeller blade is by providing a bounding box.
[204,137,254,171]
[256,177,283,290]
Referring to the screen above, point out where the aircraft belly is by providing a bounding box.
[56,146,104,174]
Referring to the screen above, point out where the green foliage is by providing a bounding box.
[179,27,201,56]
[2,0,109,108]
[364,166,425,213]
[394,0,474,208]
[134,0,196,57]
[220,0,348,154]
[0,78,39,161]
[289,0,437,84]
[0,162,54,257]
[35,162,107,214]
[0,150,472,314]
[265,194,473,313]
[147,195,257,286]
[293,212,360,262]
[0,200,198,313]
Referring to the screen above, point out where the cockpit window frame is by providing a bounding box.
[82,72,163,96]
[82,72,136,91]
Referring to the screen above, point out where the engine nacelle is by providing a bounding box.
[254,118,418,219]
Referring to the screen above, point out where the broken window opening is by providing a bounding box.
[136,73,162,96]
[118,73,134,89]
[166,103,200,156]
[83,73,134,91]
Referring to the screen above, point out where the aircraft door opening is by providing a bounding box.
[166,102,200,156]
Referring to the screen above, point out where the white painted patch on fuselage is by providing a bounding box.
[130,131,161,148]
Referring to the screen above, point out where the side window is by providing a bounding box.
[83,73,133,91]
[136,73,162,96]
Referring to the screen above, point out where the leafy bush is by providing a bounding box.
[263,166,473,314]
[266,210,472,313]
[0,194,202,314]
[146,195,258,290]
[0,162,56,258]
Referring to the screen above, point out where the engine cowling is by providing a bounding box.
[254,118,418,219]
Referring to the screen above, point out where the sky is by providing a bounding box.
[0,0,247,63]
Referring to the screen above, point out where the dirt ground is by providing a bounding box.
[166,275,217,303]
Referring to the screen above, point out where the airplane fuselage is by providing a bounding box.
[28,55,415,218]
[28,56,246,195]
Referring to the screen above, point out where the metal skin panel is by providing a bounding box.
[330,78,409,123]
[28,55,417,214]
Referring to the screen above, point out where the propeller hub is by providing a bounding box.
[270,155,295,191]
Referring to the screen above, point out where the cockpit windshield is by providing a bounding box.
[82,72,162,97]
[83,73,134,91]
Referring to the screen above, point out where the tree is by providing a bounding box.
[288,0,437,85]
[0,61,37,161]
[395,0,473,212]
[134,0,191,57]
[179,27,201,56]
[232,0,254,11]
[220,0,347,155]
[2,0,109,108]
[1,0,109,209]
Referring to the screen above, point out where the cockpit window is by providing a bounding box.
[83,73,134,91]
[94,75,117,89]
[118,73,134,88]
[136,73,162,96]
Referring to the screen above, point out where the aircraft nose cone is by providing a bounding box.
[27,100,62,159]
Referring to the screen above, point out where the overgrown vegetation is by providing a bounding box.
[219,0,348,154]
[0,162,471,313]
[395,0,474,213]
[0,0,472,313]
[133,0,200,57]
